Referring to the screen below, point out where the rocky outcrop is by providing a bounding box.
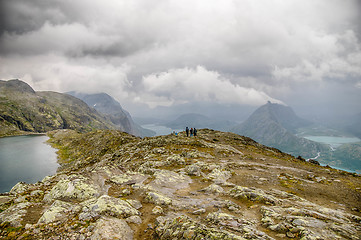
[0,129,360,239]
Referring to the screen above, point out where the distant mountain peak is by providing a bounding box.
[231,102,325,158]
[253,102,310,132]
[67,91,154,137]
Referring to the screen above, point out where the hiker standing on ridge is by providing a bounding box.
[186,127,189,137]
[190,128,194,137]
[194,128,197,137]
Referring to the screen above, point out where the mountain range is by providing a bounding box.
[231,101,328,158]
[164,113,237,131]
[0,79,153,137]
[0,79,116,137]
[67,92,155,137]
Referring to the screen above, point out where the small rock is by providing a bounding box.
[275,233,286,238]
[119,188,131,197]
[10,182,29,195]
[315,176,326,183]
[125,199,142,210]
[192,208,206,215]
[200,184,224,194]
[30,190,44,197]
[126,216,142,224]
[185,164,202,176]
[206,168,231,184]
[152,206,163,215]
[25,224,33,230]
[144,192,172,205]
[90,217,133,240]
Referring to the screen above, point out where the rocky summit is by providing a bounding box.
[0,129,360,239]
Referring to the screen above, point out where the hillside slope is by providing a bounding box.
[231,102,328,158]
[0,129,360,239]
[0,79,116,137]
[67,92,155,137]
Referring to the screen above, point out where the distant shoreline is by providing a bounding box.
[0,132,47,138]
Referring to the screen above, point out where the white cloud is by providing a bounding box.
[0,54,132,100]
[1,0,360,113]
[139,66,281,108]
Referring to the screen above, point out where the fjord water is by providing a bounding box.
[303,136,361,148]
[0,135,58,192]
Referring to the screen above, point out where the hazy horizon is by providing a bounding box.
[1,1,360,121]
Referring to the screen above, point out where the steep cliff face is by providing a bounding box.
[0,79,116,137]
[68,92,155,137]
[231,102,328,158]
[1,129,360,239]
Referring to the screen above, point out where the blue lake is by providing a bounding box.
[0,135,58,193]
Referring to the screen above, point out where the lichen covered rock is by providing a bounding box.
[80,195,139,220]
[229,186,279,205]
[1,129,360,239]
[43,176,99,202]
[148,169,192,194]
[90,217,133,240]
[0,202,31,227]
[154,215,245,240]
[9,182,30,195]
[38,200,73,224]
[144,192,172,205]
[206,168,231,184]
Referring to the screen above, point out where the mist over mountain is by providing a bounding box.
[346,112,361,139]
[231,102,328,158]
[0,79,116,137]
[165,113,237,132]
[67,92,155,137]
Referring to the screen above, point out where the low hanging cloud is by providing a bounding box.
[0,0,360,114]
[138,66,281,108]
[0,54,133,100]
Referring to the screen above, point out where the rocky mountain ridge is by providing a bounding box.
[231,102,328,158]
[0,79,116,137]
[0,129,360,239]
[67,92,155,137]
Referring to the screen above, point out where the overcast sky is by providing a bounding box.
[0,0,360,119]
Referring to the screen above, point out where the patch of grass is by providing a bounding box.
[344,179,361,191]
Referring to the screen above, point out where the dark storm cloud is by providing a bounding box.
[0,0,360,114]
[0,0,67,34]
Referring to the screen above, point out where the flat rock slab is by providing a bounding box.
[148,169,192,194]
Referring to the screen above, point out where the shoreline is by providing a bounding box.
[0,131,47,138]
